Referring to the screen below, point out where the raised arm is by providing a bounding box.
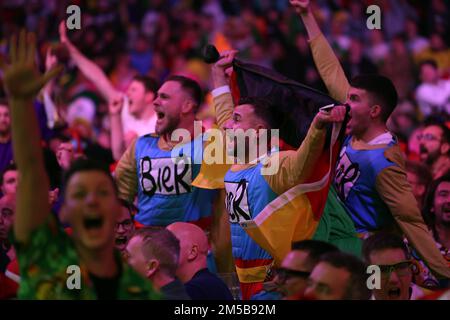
[114,138,139,202]
[109,96,126,161]
[265,106,346,194]
[377,151,450,279]
[41,47,59,129]
[210,50,238,128]
[59,21,119,103]
[1,31,62,243]
[290,0,350,102]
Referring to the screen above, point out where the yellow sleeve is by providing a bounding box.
[376,149,450,279]
[214,91,234,129]
[265,125,326,195]
[114,138,138,202]
[192,92,233,189]
[309,33,350,103]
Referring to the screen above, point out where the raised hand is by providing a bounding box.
[45,46,58,71]
[59,21,70,45]
[0,30,62,100]
[211,49,238,88]
[313,105,346,129]
[289,0,310,14]
[48,188,60,205]
[109,95,124,115]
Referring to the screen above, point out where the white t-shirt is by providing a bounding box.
[415,80,450,117]
[120,96,156,137]
[367,132,394,145]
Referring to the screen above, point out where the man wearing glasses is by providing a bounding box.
[303,251,371,300]
[363,232,431,300]
[114,199,137,259]
[275,240,339,299]
[418,121,450,180]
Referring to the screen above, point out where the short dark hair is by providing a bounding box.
[419,59,438,71]
[133,227,180,277]
[291,240,339,268]
[405,160,432,186]
[362,232,410,263]
[318,252,371,300]
[0,163,17,186]
[237,96,282,129]
[132,75,159,95]
[423,171,450,240]
[62,158,118,198]
[350,74,398,122]
[119,198,136,221]
[165,75,203,111]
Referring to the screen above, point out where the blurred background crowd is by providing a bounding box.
[0,0,448,166]
[0,0,449,300]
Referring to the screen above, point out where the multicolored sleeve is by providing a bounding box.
[265,125,326,195]
[309,32,350,103]
[376,147,450,279]
[114,138,139,201]
[11,215,77,299]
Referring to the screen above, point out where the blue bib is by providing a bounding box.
[334,136,397,232]
[224,162,277,260]
[135,134,217,226]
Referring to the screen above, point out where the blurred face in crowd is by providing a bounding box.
[126,235,150,278]
[61,170,120,251]
[0,194,15,242]
[430,33,445,51]
[420,64,439,84]
[56,142,74,171]
[1,169,18,196]
[433,181,450,227]
[368,248,412,300]
[344,87,375,138]
[392,38,407,56]
[275,250,312,298]
[0,105,11,136]
[405,19,418,38]
[115,205,135,252]
[419,125,448,165]
[408,127,423,156]
[304,262,351,300]
[153,81,189,135]
[126,80,155,117]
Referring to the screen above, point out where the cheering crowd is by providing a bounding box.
[1,0,450,300]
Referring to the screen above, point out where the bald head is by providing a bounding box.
[167,222,208,251]
[166,222,209,283]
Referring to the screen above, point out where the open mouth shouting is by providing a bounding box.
[82,214,106,238]
[83,215,104,229]
[387,286,402,299]
[156,110,165,123]
[115,235,128,247]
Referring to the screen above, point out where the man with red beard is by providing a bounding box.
[115,76,219,229]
